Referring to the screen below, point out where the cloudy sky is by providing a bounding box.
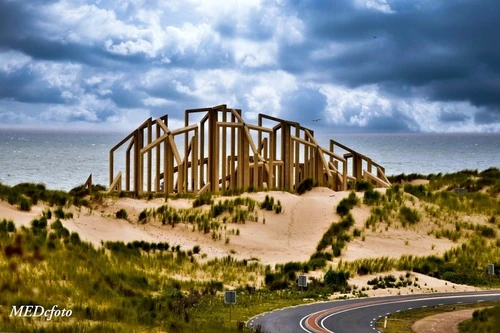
[0,0,499,133]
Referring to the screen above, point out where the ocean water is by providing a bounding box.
[0,129,499,191]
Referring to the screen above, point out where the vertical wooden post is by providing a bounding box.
[208,108,219,192]
[184,111,189,193]
[193,128,198,192]
[304,141,309,180]
[200,118,205,188]
[230,113,236,190]
[269,131,275,189]
[221,111,227,191]
[147,119,152,193]
[294,125,300,189]
[241,126,249,190]
[109,150,114,188]
[155,121,161,192]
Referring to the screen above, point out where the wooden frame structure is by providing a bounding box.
[109,105,390,195]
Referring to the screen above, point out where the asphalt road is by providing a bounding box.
[247,290,500,333]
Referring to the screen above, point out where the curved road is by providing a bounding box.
[247,290,500,333]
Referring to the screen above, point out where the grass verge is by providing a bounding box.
[376,301,499,333]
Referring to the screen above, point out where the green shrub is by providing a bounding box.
[308,258,327,270]
[19,196,32,211]
[7,220,16,232]
[31,217,48,230]
[399,206,420,225]
[324,269,350,291]
[50,219,63,230]
[193,192,213,207]
[460,305,500,333]
[69,232,81,245]
[478,225,496,238]
[403,184,427,199]
[336,192,358,216]
[116,209,128,219]
[138,209,148,222]
[297,178,314,194]
[355,180,374,192]
[274,200,282,214]
[54,206,65,219]
[260,195,274,211]
[283,262,303,274]
[363,189,381,205]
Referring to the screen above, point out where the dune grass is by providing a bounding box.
[0,169,499,331]
[0,212,346,332]
[376,301,499,333]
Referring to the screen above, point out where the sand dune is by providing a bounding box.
[0,188,458,266]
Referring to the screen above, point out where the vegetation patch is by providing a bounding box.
[296,178,314,195]
[376,302,499,333]
[336,192,359,217]
[459,304,500,333]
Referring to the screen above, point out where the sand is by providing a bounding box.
[348,270,479,297]
[412,308,478,333]
[0,187,480,293]
[0,188,466,265]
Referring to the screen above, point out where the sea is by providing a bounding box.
[0,129,499,191]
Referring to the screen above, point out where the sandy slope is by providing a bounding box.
[1,188,482,293]
[0,188,459,266]
[349,270,479,297]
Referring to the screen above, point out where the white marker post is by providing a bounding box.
[384,315,388,329]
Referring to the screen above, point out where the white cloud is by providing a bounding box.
[31,62,82,90]
[143,97,172,107]
[232,39,277,68]
[319,84,392,126]
[355,0,394,13]
[105,108,152,131]
[47,2,143,43]
[244,71,297,116]
[164,22,220,56]
[0,51,31,73]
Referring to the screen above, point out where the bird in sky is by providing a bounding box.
[312,118,321,122]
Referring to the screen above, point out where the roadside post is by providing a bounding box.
[224,291,236,322]
[298,275,307,292]
[487,264,495,288]
[384,315,388,329]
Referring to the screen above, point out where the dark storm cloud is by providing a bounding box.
[1,0,499,132]
[280,0,500,114]
[281,86,327,125]
[474,109,500,125]
[439,111,469,123]
[318,111,415,134]
[0,69,65,104]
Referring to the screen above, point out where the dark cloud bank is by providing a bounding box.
[0,0,499,132]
